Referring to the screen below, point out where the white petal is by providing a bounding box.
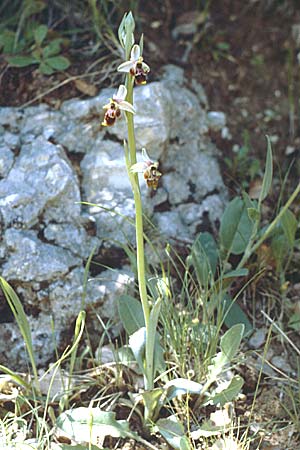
[117,60,134,73]
[115,84,127,101]
[130,162,147,173]
[142,148,151,162]
[119,100,135,114]
[131,44,141,62]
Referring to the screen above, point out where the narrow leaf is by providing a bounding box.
[280,209,298,248]
[0,277,39,388]
[223,268,249,279]
[259,135,273,203]
[148,298,162,379]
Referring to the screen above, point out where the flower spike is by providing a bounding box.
[131,148,162,189]
[118,44,150,85]
[102,84,135,127]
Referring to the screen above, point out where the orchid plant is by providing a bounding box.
[101,12,161,395]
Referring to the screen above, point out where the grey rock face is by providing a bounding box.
[0,145,14,178]
[3,228,81,283]
[0,67,228,369]
[0,137,80,228]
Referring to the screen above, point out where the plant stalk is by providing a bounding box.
[125,76,153,390]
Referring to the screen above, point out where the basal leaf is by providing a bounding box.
[117,294,144,335]
[208,375,244,406]
[56,407,139,446]
[220,197,254,255]
[155,415,190,450]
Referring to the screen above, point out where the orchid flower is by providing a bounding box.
[102,84,135,127]
[130,148,161,189]
[118,44,150,85]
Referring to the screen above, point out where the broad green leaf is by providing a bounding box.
[39,61,54,74]
[222,295,253,335]
[155,415,191,450]
[220,323,244,361]
[0,30,16,53]
[207,375,244,406]
[129,327,146,375]
[56,407,139,446]
[288,313,300,331]
[141,387,164,423]
[207,324,244,384]
[6,55,39,67]
[271,233,288,272]
[190,420,225,438]
[220,197,254,255]
[188,232,218,285]
[117,294,144,335]
[34,24,48,45]
[259,135,273,203]
[280,209,298,248]
[45,55,70,71]
[42,38,63,57]
[165,378,203,401]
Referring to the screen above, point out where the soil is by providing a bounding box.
[1,1,300,449]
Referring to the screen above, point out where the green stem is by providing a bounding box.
[125,76,152,390]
